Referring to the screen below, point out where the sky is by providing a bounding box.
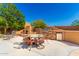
[15,3,79,26]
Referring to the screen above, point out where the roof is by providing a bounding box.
[48,26,79,30]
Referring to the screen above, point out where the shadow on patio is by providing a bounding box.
[58,40,79,47]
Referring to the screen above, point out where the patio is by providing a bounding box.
[0,36,79,56]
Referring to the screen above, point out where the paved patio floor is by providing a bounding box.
[0,36,79,56]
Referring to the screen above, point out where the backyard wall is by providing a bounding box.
[64,30,79,44]
[34,28,56,39]
[35,26,79,44]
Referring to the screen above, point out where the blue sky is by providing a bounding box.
[15,3,79,26]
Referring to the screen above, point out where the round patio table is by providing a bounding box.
[23,34,45,51]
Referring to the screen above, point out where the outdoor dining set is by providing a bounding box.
[23,34,45,51]
[0,33,45,51]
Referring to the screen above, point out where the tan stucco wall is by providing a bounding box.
[52,29,79,44]
[16,29,24,35]
[16,22,33,35]
[24,22,33,34]
[53,29,64,40]
[64,30,79,44]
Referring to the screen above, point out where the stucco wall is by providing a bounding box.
[64,30,79,44]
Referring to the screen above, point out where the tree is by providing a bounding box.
[0,3,25,34]
[31,19,47,29]
[71,20,79,26]
[0,16,8,34]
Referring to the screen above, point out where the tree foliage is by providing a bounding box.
[71,20,79,26]
[31,19,47,29]
[0,3,25,34]
[0,16,6,26]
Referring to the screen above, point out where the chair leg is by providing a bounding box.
[28,45,32,51]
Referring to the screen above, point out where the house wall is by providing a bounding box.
[16,23,33,35]
[35,28,79,44]
[51,29,79,44]
[52,29,64,40]
[34,28,64,40]
[33,28,55,39]
[64,30,79,44]
[34,27,79,44]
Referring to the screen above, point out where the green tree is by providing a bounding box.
[71,20,79,26]
[0,16,8,34]
[0,3,25,34]
[31,19,47,29]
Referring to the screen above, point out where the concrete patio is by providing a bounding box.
[0,36,79,56]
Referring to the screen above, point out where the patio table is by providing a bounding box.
[23,34,45,51]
